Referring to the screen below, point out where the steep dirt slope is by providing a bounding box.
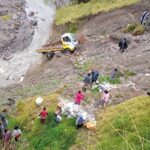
[25,1,150,97]
[0,1,150,106]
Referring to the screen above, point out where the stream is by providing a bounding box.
[0,0,55,87]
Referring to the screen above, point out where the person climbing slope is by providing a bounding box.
[110,68,118,79]
[39,107,48,124]
[12,126,22,142]
[100,90,110,108]
[119,37,128,53]
[83,73,92,91]
[74,91,85,105]
[2,129,12,150]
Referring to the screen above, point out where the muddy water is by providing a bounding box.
[0,0,55,87]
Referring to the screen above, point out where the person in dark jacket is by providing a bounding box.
[0,121,4,140]
[119,37,128,53]
[110,68,118,79]
[82,73,92,91]
[147,90,150,96]
[76,115,85,129]
[91,69,99,84]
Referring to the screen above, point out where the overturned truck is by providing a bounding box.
[36,33,78,60]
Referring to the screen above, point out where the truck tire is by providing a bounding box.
[63,48,71,55]
[46,52,54,60]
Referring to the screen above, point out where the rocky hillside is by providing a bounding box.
[0,0,34,59]
[0,0,150,149]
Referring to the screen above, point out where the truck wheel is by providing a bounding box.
[63,48,70,55]
[46,52,54,60]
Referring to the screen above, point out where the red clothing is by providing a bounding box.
[75,92,85,105]
[40,110,48,119]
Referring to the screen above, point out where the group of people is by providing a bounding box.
[0,113,21,149]
[38,68,111,130]
[82,69,99,91]
[74,69,100,105]
[75,69,111,129]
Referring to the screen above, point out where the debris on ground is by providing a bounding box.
[57,97,97,129]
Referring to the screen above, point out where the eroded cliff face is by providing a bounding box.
[0,0,34,59]
[0,0,70,59]
[0,0,55,87]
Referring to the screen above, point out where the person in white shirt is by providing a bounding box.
[12,126,21,142]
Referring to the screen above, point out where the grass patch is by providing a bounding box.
[92,87,99,94]
[8,87,77,150]
[68,23,78,33]
[123,23,145,35]
[0,14,12,21]
[95,95,150,150]
[99,75,121,84]
[75,60,94,73]
[71,95,150,150]
[55,0,139,25]
[123,69,136,79]
[29,115,76,150]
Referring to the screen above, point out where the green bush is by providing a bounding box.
[132,25,145,35]
[123,23,145,35]
[99,75,121,84]
[124,23,138,32]
[68,23,78,33]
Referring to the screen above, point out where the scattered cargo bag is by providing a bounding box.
[86,121,97,130]
[35,97,43,106]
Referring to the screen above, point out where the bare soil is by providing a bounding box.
[0,0,34,59]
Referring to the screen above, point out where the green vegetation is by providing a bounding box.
[74,60,94,74]
[123,69,137,79]
[71,95,150,150]
[123,23,145,35]
[99,75,121,84]
[55,0,139,25]
[0,14,12,21]
[8,90,77,150]
[68,23,78,33]
[29,116,76,150]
